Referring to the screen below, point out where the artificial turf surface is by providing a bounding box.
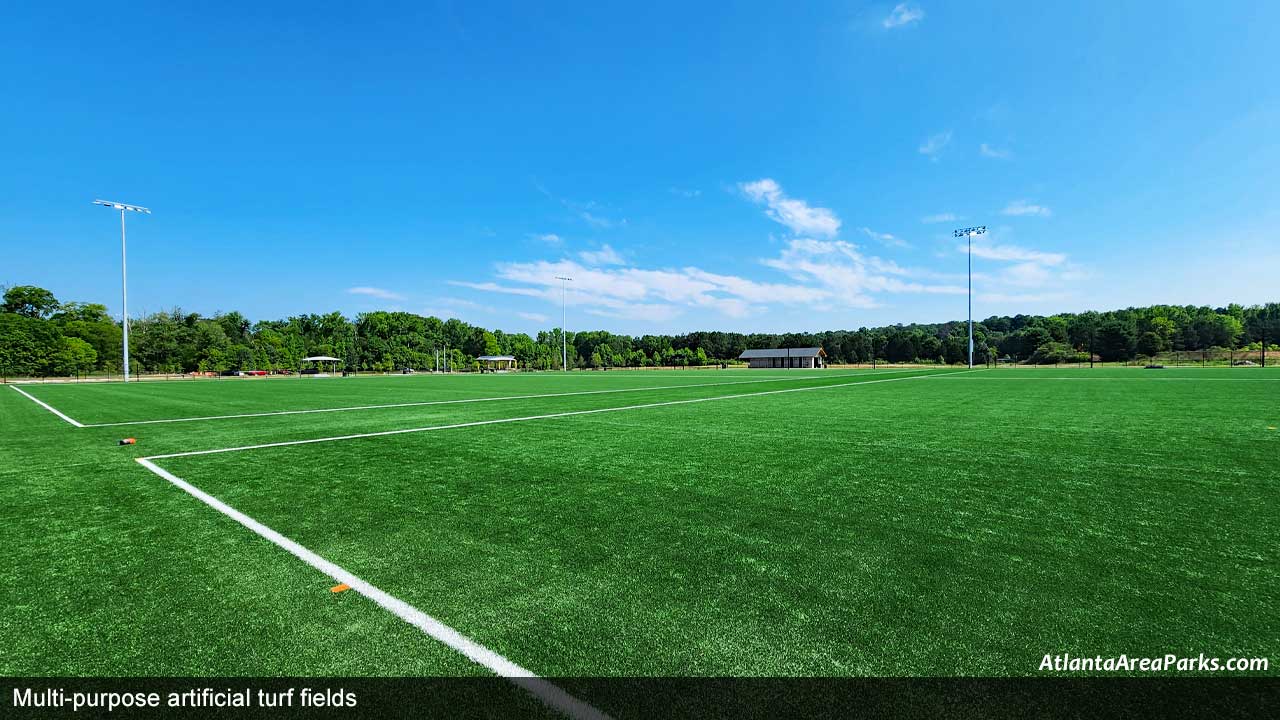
[2,368,1276,696]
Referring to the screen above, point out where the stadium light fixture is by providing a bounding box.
[94,200,151,383]
[555,276,573,371]
[953,226,987,369]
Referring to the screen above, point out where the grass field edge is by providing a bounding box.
[76,370,902,427]
[140,368,976,460]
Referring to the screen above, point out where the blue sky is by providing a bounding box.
[3,1,1278,334]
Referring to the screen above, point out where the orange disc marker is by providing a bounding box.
[330,583,351,593]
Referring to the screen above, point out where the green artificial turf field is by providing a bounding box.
[2,367,1277,707]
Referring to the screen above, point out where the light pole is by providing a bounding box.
[953,226,986,368]
[555,276,572,371]
[94,200,151,382]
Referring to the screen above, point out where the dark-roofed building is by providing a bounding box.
[739,347,827,369]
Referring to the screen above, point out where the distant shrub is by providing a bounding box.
[1028,342,1088,365]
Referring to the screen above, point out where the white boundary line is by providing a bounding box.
[134,458,609,720]
[144,369,970,460]
[926,376,1280,381]
[9,385,86,427]
[70,370,913,428]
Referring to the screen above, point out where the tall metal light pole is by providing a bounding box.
[953,226,986,368]
[555,276,572,371]
[94,200,151,382]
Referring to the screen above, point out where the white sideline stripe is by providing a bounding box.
[144,369,971,460]
[927,376,1280,381]
[134,458,610,720]
[9,385,85,427]
[82,370,910,427]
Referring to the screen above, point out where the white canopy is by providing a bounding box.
[302,355,340,362]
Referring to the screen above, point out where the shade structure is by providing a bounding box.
[300,355,342,376]
[477,355,517,372]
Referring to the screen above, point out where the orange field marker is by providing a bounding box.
[330,583,351,593]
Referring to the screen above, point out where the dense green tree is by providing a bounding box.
[52,337,98,376]
[3,285,60,318]
[2,283,1277,377]
[1136,331,1165,357]
[1095,319,1137,361]
[0,313,60,376]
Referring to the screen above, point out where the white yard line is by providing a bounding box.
[144,369,970,460]
[134,458,609,720]
[81,370,909,427]
[9,385,85,427]
[926,376,1280,381]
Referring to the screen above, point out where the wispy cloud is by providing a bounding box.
[456,238,966,323]
[579,210,616,228]
[965,242,1067,266]
[918,131,952,159]
[921,212,958,224]
[440,297,496,312]
[457,178,984,323]
[449,281,546,298]
[861,227,909,248]
[961,231,1083,306]
[517,311,549,323]
[534,181,626,229]
[883,3,925,29]
[347,286,406,301]
[669,187,701,198]
[980,143,1011,159]
[1001,200,1052,217]
[762,238,964,308]
[738,178,841,238]
[977,291,1072,304]
[578,244,626,266]
[530,232,563,245]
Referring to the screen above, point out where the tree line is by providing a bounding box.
[1,284,1277,378]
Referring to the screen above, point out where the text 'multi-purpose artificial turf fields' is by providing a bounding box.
[2,367,1276,714]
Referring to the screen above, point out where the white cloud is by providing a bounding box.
[980,143,1011,159]
[918,131,952,159]
[535,183,626,229]
[977,291,1071,304]
[1001,200,1052,217]
[1000,261,1054,288]
[530,233,563,245]
[762,238,964,308]
[738,178,841,238]
[440,297,497,312]
[883,3,925,28]
[579,211,615,228]
[960,232,1083,306]
[449,281,546,298]
[861,227,909,248]
[457,221,976,324]
[964,242,1067,266]
[517,311,549,323]
[347,286,406,302]
[578,244,626,266]
[921,213,958,224]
